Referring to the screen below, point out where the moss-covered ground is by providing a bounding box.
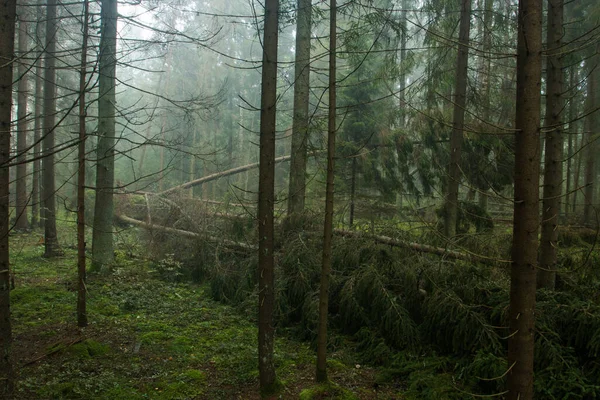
[9,230,405,399]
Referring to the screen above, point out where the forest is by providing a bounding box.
[0,0,599,398]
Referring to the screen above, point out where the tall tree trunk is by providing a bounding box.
[15,17,28,231]
[31,4,44,228]
[477,0,493,212]
[287,0,312,216]
[77,0,89,328]
[42,0,62,257]
[444,0,472,238]
[316,0,336,383]
[564,67,576,219]
[0,2,16,395]
[573,129,582,213]
[507,0,542,397]
[257,0,279,393]
[92,0,118,269]
[398,0,408,126]
[538,0,563,290]
[582,65,596,227]
[349,157,356,228]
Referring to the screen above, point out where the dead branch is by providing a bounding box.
[116,214,254,251]
[333,229,499,265]
[158,154,293,196]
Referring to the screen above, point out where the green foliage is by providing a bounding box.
[299,382,358,400]
[152,253,184,282]
[436,201,494,234]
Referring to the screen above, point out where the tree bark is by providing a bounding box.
[31,4,44,228]
[316,0,336,383]
[349,157,356,228]
[582,65,596,227]
[538,0,563,290]
[398,0,408,126]
[15,17,28,231]
[42,0,62,257]
[287,0,312,216]
[564,66,576,219]
[507,0,542,397]
[0,2,16,395]
[257,0,279,393]
[444,0,472,238]
[573,128,582,213]
[77,0,90,328]
[92,0,118,269]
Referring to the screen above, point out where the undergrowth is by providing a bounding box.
[151,211,600,399]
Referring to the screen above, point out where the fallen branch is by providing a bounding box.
[333,229,500,265]
[116,214,254,251]
[22,337,85,367]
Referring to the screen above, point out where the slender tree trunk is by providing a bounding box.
[507,0,542,397]
[582,67,596,226]
[42,0,62,257]
[564,67,576,219]
[31,5,44,228]
[0,2,16,395]
[538,0,563,290]
[444,0,472,238]
[77,0,89,328]
[287,0,312,216]
[573,129,582,213]
[316,0,336,383]
[398,0,408,126]
[349,157,356,227]
[477,0,493,213]
[15,17,28,231]
[257,0,279,393]
[92,0,118,269]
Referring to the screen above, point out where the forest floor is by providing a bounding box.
[9,230,405,400]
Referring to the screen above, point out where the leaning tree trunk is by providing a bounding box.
[444,0,472,238]
[42,0,62,257]
[77,0,90,328]
[538,0,563,290]
[287,0,312,217]
[257,0,279,394]
[0,2,16,396]
[31,4,44,228]
[507,0,542,397]
[15,17,28,231]
[316,0,336,383]
[92,0,118,269]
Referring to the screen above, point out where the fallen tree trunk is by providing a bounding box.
[118,213,499,264]
[333,229,501,265]
[116,214,254,251]
[158,155,293,196]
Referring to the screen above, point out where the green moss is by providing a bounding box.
[299,382,358,400]
[326,359,348,371]
[181,369,207,382]
[140,331,173,344]
[69,339,111,359]
[38,382,78,399]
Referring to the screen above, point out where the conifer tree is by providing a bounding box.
[507,0,542,397]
